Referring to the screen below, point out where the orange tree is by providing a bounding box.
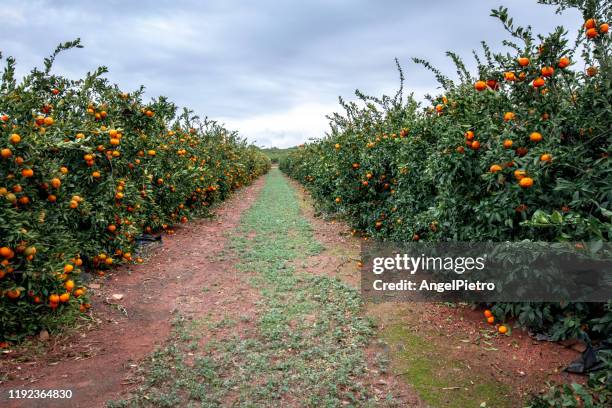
[281,0,610,356]
[0,41,270,342]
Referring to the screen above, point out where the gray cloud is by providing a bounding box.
[0,0,582,147]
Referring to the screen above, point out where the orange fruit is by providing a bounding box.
[474,80,487,91]
[487,316,495,324]
[519,177,534,188]
[435,104,444,112]
[514,170,527,180]
[503,112,515,122]
[1,148,12,159]
[6,289,21,299]
[64,264,74,273]
[587,66,598,77]
[518,57,530,66]
[59,293,70,303]
[107,224,117,232]
[586,28,598,38]
[0,247,12,258]
[92,171,101,178]
[21,168,34,178]
[334,143,340,150]
[533,77,545,88]
[498,325,508,334]
[48,194,57,203]
[484,309,493,318]
[9,133,21,144]
[64,280,75,291]
[147,150,156,156]
[456,146,465,154]
[540,153,552,162]
[503,71,516,81]
[50,178,61,188]
[490,164,502,173]
[529,132,543,142]
[43,117,54,126]
[558,57,570,69]
[145,110,154,117]
[585,18,596,29]
[541,66,554,77]
[601,23,609,34]
[49,294,60,303]
[335,197,341,203]
[503,139,513,149]
[470,140,481,150]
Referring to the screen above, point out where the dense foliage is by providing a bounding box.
[0,41,270,342]
[281,0,610,403]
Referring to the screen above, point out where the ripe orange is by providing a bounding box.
[503,71,516,81]
[64,264,74,273]
[498,325,508,334]
[145,110,154,117]
[435,104,444,112]
[335,197,341,203]
[147,150,156,156]
[6,289,21,299]
[518,57,530,66]
[474,81,487,91]
[48,194,57,202]
[470,140,481,150]
[465,131,474,141]
[503,139,513,149]
[529,132,543,142]
[60,166,69,174]
[59,293,70,303]
[586,66,598,77]
[558,57,570,69]
[0,247,12,258]
[456,146,465,153]
[586,28,598,38]
[92,171,101,178]
[601,23,609,34]
[514,170,527,180]
[585,18,596,29]
[334,143,340,150]
[49,294,60,303]
[490,164,502,173]
[484,309,493,318]
[43,116,54,126]
[1,148,12,159]
[50,178,61,188]
[21,168,34,178]
[541,66,555,77]
[9,133,21,144]
[519,177,534,188]
[503,112,515,122]
[540,153,552,162]
[64,280,75,291]
[107,224,117,232]
[533,77,545,88]
[109,138,120,146]
[487,316,495,324]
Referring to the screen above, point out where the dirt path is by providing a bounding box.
[0,177,267,408]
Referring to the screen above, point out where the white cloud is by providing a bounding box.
[218,102,337,148]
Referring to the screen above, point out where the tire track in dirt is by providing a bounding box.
[0,177,267,408]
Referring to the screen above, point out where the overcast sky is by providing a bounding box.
[1,1,582,147]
